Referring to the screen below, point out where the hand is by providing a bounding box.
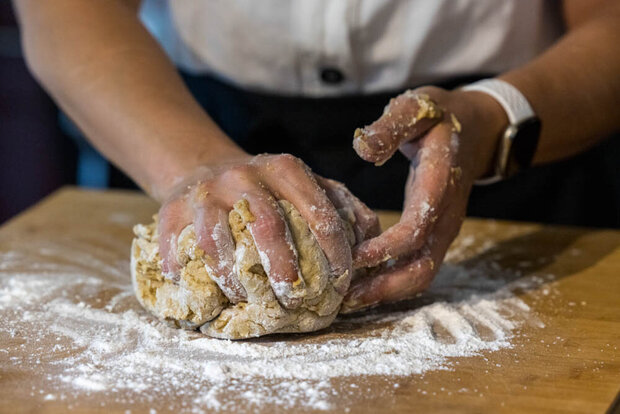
[157,153,378,309]
[342,86,508,312]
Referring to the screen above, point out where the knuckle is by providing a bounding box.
[195,179,215,195]
[219,164,253,183]
[312,215,342,239]
[273,153,304,170]
[276,153,298,163]
[191,181,214,204]
[405,258,433,282]
[411,85,445,99]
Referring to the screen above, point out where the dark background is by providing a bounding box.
[1,3,75,224]
[1,4,618,228]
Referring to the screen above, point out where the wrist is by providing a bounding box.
[454,90,509,180]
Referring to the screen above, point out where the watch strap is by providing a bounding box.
[462,79,538,185]
[462,79,535,125]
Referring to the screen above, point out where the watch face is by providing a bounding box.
[506,118,541,177]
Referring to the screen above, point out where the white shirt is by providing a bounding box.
[140,0,563,97]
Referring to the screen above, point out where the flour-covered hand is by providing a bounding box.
[343,86,508,312]
[157,154,355,309]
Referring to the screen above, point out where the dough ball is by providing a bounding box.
[131,199,356,339]
[131,220,227,329]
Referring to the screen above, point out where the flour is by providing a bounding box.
[0,233,551,413]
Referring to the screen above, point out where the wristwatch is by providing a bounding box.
[461,79,541,185]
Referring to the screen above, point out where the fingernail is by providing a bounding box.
[271,276,306,309]
[340,296,377,314]
[330,269,350,295]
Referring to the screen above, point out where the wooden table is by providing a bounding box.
[1,188,619,413]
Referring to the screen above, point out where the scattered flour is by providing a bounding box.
[0,233,552,412]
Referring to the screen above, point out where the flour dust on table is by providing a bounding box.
[0,226,552,413]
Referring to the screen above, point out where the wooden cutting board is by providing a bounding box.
[0,187,618,413]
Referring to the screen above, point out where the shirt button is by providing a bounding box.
[320,67,345,84]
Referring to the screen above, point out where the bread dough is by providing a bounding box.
[131,220,227,330]
[131,200,355,339]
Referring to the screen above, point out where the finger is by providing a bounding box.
[342,252,434,313]
[242,192,306,309]
[315,176,381,243]
[353,90,443,165]
[192,191,247,303]
[213,166,306,309]
[158,196,192,279]
[342,198,462,313]
[353,123,457,269]
[260,155,352,294]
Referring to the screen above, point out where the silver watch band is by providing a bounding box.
[461,79,537,184]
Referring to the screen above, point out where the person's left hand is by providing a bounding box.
[342,85,508,312]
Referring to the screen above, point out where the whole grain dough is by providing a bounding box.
[131,199,356,339]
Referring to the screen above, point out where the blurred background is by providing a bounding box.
[1,3,618,228]
[0,3,137,225]
[1,3,74,224]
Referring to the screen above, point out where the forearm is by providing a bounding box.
[500,1,620,164]
[13,0,246,201]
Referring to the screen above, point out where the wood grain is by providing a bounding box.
[0,187,618,414]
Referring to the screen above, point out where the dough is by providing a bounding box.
[131,199,356,339]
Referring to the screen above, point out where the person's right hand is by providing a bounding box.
[157,153,377,309]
